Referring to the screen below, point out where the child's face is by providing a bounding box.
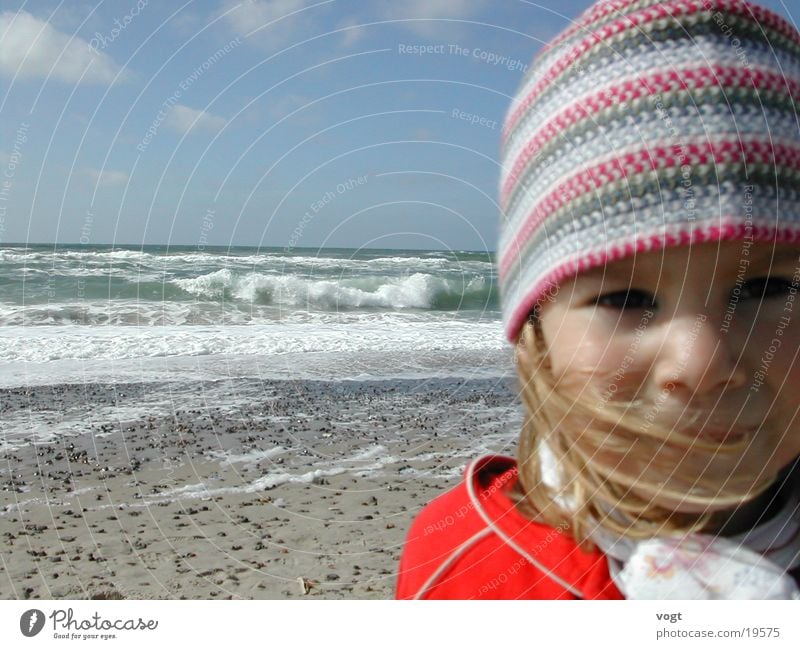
[536,240,800,512]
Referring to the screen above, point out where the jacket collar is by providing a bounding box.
[466,454,623,599]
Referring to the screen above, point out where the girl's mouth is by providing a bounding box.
[690,427,755,444]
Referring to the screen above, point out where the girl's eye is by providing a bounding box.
[590,277,793,310]
[741,277,793,300]
[592,289,656,310]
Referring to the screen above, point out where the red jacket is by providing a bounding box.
[395,455,624,600]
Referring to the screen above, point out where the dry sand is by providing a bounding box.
[0,377,520,599]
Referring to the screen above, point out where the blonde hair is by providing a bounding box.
[509,315,776,552]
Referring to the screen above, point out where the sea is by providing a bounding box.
[0,244,512,388]
[0,244,521,490]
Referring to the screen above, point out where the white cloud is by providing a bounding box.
[220,1,370,51]
[390,0,481,19]
[221,0,308,41]
[266,93,311,120]
[47,3,102,32]
[228,0,307,31]
[81,168,129,187]
[165,105,227,134]
[0,11,123,84]
[382,0,487,35]
[338,17,365,48]
[170,10,203,38]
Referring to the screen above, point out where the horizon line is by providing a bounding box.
[1,241,496,254]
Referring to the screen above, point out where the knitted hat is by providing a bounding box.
[498,0,800,343]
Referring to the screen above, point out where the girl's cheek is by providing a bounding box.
[744,311,800,388]
[764,323,800,398]
[745,315,800,464]
[555,324,645,395]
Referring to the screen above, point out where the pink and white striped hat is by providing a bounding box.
[497,0,800,342]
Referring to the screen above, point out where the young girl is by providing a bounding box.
[396,0,800,599]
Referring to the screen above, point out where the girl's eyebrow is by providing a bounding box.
[755,249,800,265]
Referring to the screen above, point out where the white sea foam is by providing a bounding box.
[173,268,235,299]
[213,446,286,466]
[152,466,350,500]
[0,299,470,326]
[0,248,491,270]
[172,270,485,311]
[0,320,504,363]
[0,247,504,388]
[0,301,214,326]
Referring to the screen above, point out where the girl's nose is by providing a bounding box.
[653,312,748,397]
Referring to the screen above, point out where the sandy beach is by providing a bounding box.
[0,376,520,599]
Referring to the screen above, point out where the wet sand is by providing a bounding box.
[0,377,520,599]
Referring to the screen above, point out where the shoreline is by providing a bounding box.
[1,377,521,599]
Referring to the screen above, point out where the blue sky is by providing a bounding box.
[0,0,797,251]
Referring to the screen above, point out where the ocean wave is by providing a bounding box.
[0,300,492,327]
[173,268,235,300]
[173,270,495,310]
[62,249,151,260]
[0,247,498,325]
[281,255,455,270]
[0,249,154,262]
[0,248,493,273]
